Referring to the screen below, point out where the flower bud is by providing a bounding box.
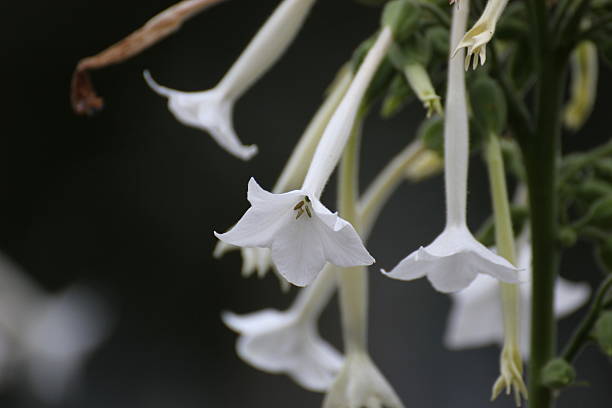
[469,75,507,136]
[594,311,612,356]
[541,358,576,389]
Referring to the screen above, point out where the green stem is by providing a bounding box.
[337,119,368,353]
[561,274,612,362]
[521,0,567,402]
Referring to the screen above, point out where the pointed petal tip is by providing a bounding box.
[143,69,172,97]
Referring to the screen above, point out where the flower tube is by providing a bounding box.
[383,0,520,293]
[145,0,318,159]
[454,0,509,70]
[215,28,395,287]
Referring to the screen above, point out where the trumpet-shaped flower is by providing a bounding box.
[323,351,404,408]
[454,0,509,70]
[145,0,318,159]
[215,178,373,287]
[223,266,342,391]
[445,233,590,358]
[216,28,393,286]
[383,2,519,292]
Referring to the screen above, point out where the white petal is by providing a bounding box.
[554,277,590,318]
[323,352,403,408]
[144,71,257,160]
[215,178,300,248]
[384,226,518,293]
[223,310,343,392]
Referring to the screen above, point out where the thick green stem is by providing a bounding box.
[522,53,566,408]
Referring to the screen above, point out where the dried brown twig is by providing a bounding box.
[71,0,226,115]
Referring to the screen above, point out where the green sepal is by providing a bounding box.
[541,358,576,389]
[593,311,612,356]
[381,0,421,41]
[468,75,507,136]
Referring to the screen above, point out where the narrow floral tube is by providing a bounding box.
[146,0,318,160]
[215,28,394,286]
[382,0,520,293]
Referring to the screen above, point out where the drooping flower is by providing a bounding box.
[213,67,354,284]
[383,1,519,293]
[454,0,509,70]
[145,0,318,159]
[223,265,342,391]
[215,178,374,287]
[445,232,591,358]
[216,27,395,286]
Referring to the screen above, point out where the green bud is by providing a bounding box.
[426,26,449,57]
[380,73,413,118]
[381,0,421,41]
[541,358,576,389]
[594,312,612,356]
[558,227,578,247]
[469,75,507,136]
[417,116,444,157]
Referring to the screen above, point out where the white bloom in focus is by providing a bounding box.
[215,178,374,287]
[144,74,257,160]
[454,0,509,70]
[385,225,519,293]
[445,234,590,357]
[223,267,342,391]
[323,351,404,408]
[383,2,519,292]
[145,0,318,159]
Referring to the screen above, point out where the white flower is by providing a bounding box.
[323,351,404,408]
[445,233,591,358]
[382,3,519,293]
[0,253,113,403]
[454,0,509,70]
[216,28,393,286]
[223,266,342,391]
[145,0,318,159]
[215,178,373,287]
[385,225,519,293]
[213,67,354,283]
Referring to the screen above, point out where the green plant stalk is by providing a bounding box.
[521,52,566,408]
[337,119,368,353]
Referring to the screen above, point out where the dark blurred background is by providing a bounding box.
[0,0,610,407]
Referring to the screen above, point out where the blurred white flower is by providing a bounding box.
[0,253,113,403]
[383,1,519,293]
[223,266,342,391]
[445,233,590,358]
[322,351,404,408]
[145,0,318,159]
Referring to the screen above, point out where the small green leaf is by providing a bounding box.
[593,311,612,356]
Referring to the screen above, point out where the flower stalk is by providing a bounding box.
[485,133,528,406]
